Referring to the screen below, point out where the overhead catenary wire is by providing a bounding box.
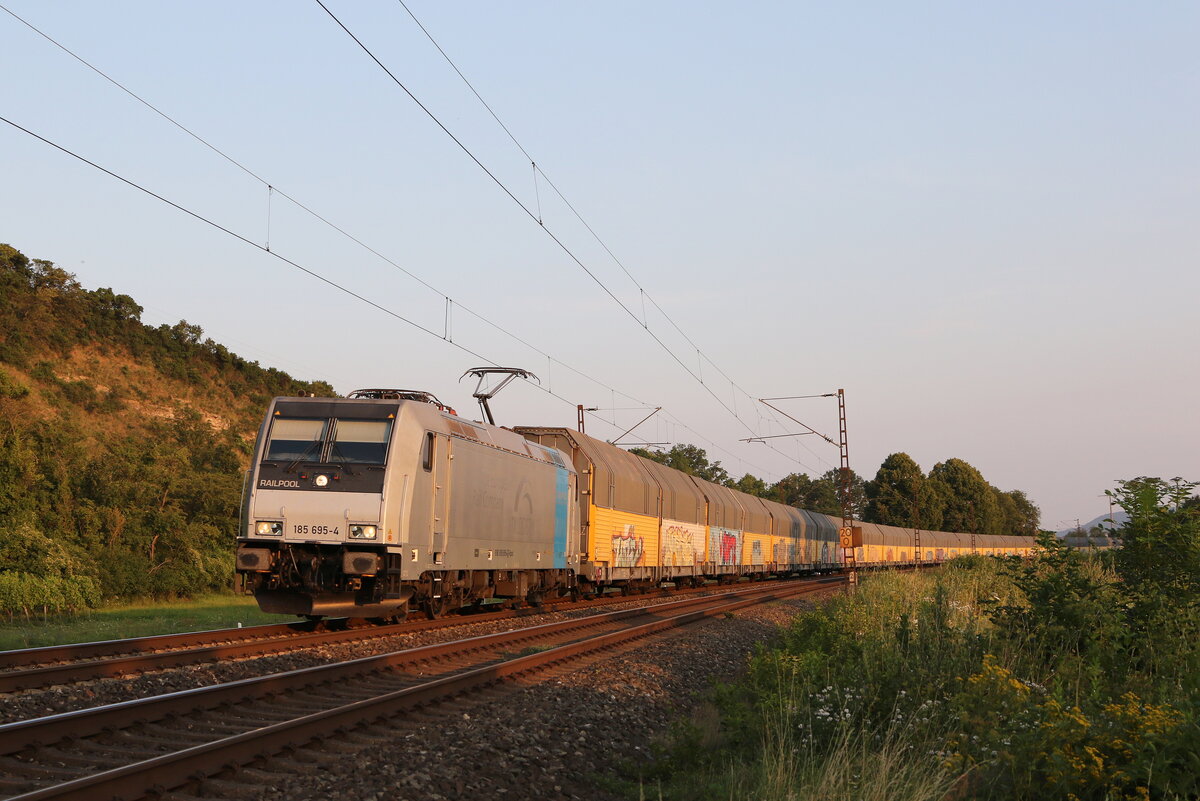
[372,0,837,474]
[0,3,447,304]
[388,0,820,455]
[314,0,776,443]
[0,114,792,479]
[1,1,775,472]
[0,116,608,421]
[4,3,804,481]
[0,7,631,427]
[0,116,477,356]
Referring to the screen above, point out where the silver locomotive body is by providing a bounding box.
[236,392,578,618]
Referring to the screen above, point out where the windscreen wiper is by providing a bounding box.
[326,445,360,475]
[285,440,324,473]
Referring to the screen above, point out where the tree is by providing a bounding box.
[864,452,929,527]
[765,470,857,516]
[997,488,1040,535]
[822,468,867,519]
[769,473,818,507]
[928,458,1001,534]
[168,320,203,346]
[729,473,769,497]
[0,242,33,283]
[29,259,81,294]
[89,287,143,322]
[1109,477,1200,603]
[629,444,730,484]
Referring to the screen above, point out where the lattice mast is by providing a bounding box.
[834,389,859,584]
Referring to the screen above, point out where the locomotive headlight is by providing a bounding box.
[350,525,377,540]
[255,521,284,536]
[314,474,329,487]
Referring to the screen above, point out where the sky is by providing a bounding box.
[1,1,1196,530]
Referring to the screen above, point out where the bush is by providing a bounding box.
[950,655,1189,800]
[649,478,1200,801]
[0,368,30,399]
[0,571,100,617]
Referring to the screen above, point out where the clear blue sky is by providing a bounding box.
[2,1,1196,529]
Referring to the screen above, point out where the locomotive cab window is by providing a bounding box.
[329,419,392,465]
[264,418,328,462]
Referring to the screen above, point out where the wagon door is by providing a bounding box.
[426,431,452,564]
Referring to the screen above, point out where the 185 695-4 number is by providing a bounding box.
[293,524,338,536]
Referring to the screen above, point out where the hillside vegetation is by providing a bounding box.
[0,243,333,614]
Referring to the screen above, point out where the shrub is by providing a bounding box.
[0,368,30,399]
[649,482,1200,801]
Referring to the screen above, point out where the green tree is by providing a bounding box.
[821,467,867,519]
[1109,477,1200,605]
[630,443,730,484]
[765,470,858,516]
[994,488,1040,535]
[864,452,928,526]
[928,458,1001,534]
[768,472,816,507]
[729,473,769,497]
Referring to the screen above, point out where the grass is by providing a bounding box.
[639,545,1200,801]
[0,593,286,651]
[715,718,958,801]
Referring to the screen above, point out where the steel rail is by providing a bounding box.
[0,576,842,758]
[2,577,840,801]
[0,578,798,692]
[0,620,321,671]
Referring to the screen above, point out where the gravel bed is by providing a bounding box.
[242,595,826,801]
[0,587,793,725]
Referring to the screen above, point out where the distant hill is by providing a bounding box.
[1056,511,1129,538]
[0,242,334,613]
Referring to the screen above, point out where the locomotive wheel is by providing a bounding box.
[420,572,453,619]
[423,593,450,619]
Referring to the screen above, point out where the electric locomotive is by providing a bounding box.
[235,390,577,620]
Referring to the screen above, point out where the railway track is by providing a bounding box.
[0,575,842,801]
[0,578,808,693]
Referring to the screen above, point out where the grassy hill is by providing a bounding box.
[0,242,334,614]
